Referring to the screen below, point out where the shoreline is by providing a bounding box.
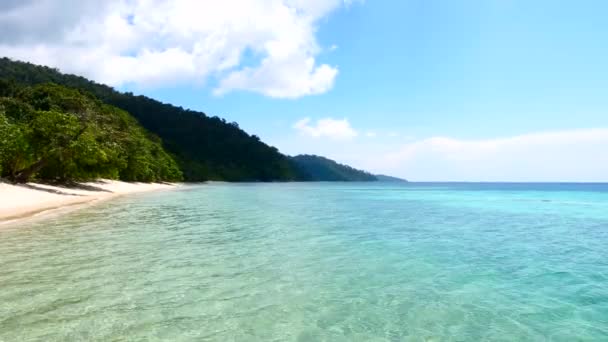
[0,179,177,225]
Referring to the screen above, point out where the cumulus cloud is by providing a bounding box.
[377,128,608,181]
[293,117,358,140]
[0,0,348,97]
[215,56,338,98]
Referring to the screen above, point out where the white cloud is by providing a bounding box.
[0,0,350,98]
[293,117,358,140]
[377,128,608,182]
[276,125,608,181]
[215,56,338,98]
[365,131,377,138]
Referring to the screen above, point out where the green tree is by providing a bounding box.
[0,58,300,181]
[12,110,84,182]
[0,82,183,183]
[0,112,31,180]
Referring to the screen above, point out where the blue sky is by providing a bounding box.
[146,0,608,136]
[2,0,608,181]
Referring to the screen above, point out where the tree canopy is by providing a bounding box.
[0,82,182,183]
[0,58,384,183]
[0,58,299,182]
[290,155,378,181]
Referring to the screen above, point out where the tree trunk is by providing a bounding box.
[12,125,88,183]
[13,158,48,183]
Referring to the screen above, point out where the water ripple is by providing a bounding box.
[1,183,608,340]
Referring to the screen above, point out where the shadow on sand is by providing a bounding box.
[16,181,114,196]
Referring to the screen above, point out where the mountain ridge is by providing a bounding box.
[290,155,377,181]
[0,58,297,182]
[0,58,400,183]
[375,174,408,182]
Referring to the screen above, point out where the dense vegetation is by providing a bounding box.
[0,82,182,183]
[0,58,388,183]
[375,174,408,182]
[290,155,378,181]
[0,58,299,182]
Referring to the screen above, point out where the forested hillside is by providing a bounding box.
[0,58,387,183]
[0,82,182,183]
[375,174,408,182]
[0,58,299,182]
[290,155,377,181]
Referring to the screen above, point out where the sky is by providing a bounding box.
[1,0,608,181]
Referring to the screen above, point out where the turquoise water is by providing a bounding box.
[1,182,608,341]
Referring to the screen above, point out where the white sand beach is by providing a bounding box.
[0,180,176,223]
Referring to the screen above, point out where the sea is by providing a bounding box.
[1,182,607,341]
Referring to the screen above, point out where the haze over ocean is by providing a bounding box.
[2,182,607,340]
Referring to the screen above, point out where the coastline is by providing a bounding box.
[0,179,177,224]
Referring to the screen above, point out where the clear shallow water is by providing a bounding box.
[1,182,608,341]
